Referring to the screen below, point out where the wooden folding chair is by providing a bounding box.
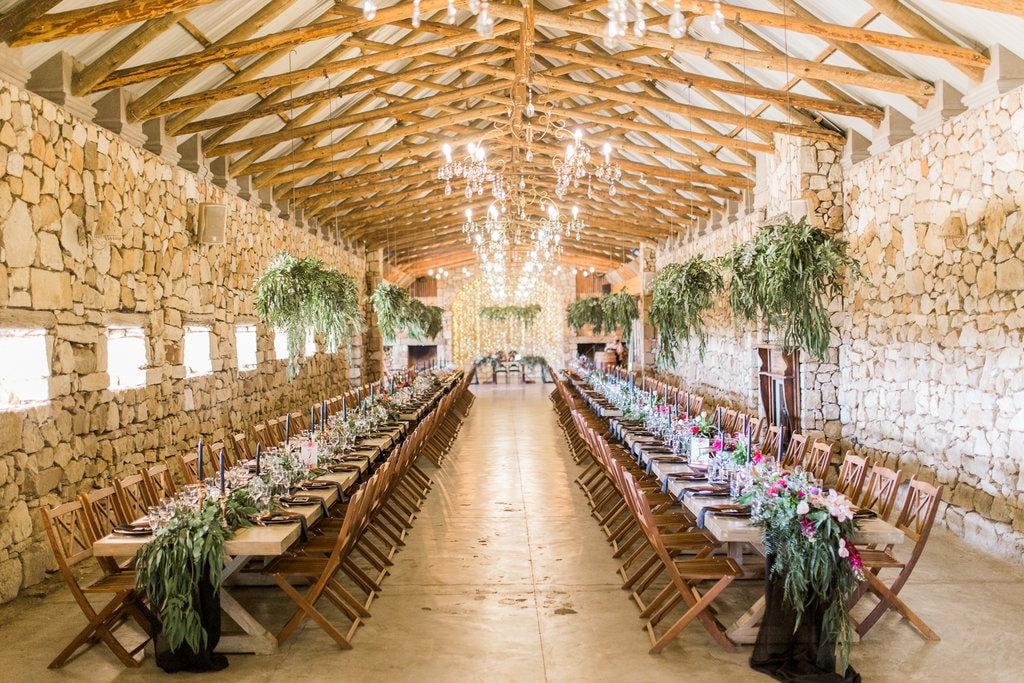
[622,472,740,654]
[232,432,253,463]
[113,473,150,524]
[41,500,154,668]
[252,422,272,449]
[176,451,202,486]
[858,464,903,520]
[142,462,177,504]
[852,477,943,641]
[81,486,128,535]
[263,484,373,648]
[781,432,808,470]
[802,440,834,482]
[833,452,870,500]
[760,425,783,459]
[747,416,766,444]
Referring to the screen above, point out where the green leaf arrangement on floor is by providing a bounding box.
[253,252,363,379]
[566,292,638,338]
[478,304,542,326]
[648,254,723,365]
[370,282,444,343]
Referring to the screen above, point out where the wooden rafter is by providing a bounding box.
[942,0,1024,18]
[0,0,62,44]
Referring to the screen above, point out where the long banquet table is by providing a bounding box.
[92,375,459,656]
[567,373,905,646]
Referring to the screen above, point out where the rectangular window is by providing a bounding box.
[305,329,317,357]
[183,325,213,377]
[274,327,289,361]
[235,324,258,372]
[0,328,49,408]
[107,326,147,389]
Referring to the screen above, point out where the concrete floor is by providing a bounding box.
[3,382,1024,682]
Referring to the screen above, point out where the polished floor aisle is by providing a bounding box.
[3,382,1024,681]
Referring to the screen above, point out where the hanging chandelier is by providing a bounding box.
[361,1,725,43]
[438,142,505,199]
[552,130,622,200]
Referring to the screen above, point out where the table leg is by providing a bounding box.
[726,595,765,645]
[217,555,278,655]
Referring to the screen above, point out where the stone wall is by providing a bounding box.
[0,79,367,601]
[654,85,1024,562]
[839,84,1024,560]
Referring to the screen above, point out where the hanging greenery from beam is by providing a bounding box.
[370,282,444,344]
[253,252,363,380]
[648,255,724,365]
[566,292,638,338]
[721,216,864,360]
[478,304,542,326]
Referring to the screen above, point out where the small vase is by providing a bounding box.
[691,437,711,467]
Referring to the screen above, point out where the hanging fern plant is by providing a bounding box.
[601,290,639,341]
[649,255,724,365]
[370,282,444,343]
[478,304,542,326]
[566,296,605,335]
[723,217,864,360]
[254,252,363,379]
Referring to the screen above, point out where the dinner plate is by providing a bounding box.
[113,525,152,536]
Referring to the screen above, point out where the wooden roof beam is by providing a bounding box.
[0,1,62,44]
[485,2,935,100]
[682,1,987,68]
[942,0,1024,18]
[8,0,219,46]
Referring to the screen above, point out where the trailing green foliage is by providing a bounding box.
[600,290,639,341]
[566,292,638,337]
[253,253,363,379]
[370,282,444,343]
[478,304,542,326]
[134,499,230,653]
[519,355,547,368]
[566,296,605,335]
[722,217,863,360]
[648,255,724,365]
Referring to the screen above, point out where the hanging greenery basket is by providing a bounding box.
[478,304,542,326]
[253,252,363,379]
[722,216,863,360]
[370,282,444,344]
[648,254,724,366]
[566,292,637,338]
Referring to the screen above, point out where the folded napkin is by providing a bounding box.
[280,494,329,516]
[668,472,707,481]
[687,485,731,497]
[697,504,752,529]
[295,481,333,490]
[113,523,152,536]
[650,455,687,462]
[255,513,308,541]
[327,463,361,472]
[854,508,878,519]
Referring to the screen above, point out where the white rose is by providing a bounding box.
[796,500,810,515]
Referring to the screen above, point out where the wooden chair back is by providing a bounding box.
[834,452,870,500]
[208,440,231,469]
[748,417,766,444]
[859,464,903,520]
[113,473,149,524]
[232,432,252,463]
[80,486,127,537]
[266,417,286,444]
[252,422,271,449]
[289,411,309,433]
[803,440,834,481]
[176,451,201,486]
[761,425,783,458]
[142,463,176,504]
[781,433,808,470]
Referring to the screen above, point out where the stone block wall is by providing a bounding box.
[0,79,367,601]
[839,84,1024,559]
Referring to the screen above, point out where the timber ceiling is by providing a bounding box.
[1,0,1022,275]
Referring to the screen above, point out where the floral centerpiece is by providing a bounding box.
[738,469,864,673]
[690,411,719,438]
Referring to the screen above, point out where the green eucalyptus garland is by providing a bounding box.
[566,296,606,335]
[478,304,542,326]
[253,253,363,379]
[566,292,638,338]
[648,254,724,365]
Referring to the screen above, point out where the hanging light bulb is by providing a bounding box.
[668,1,686,39]
[362,0,377,21]
[412,0,421,28]
[446,0,457,23]
[524,88,535,118]
[710,1,725,34]
[475,1,495,38]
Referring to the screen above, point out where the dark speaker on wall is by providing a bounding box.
[601,283,612,295]
[198,203,227,244]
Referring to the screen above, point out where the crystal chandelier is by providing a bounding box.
[438,142,505,199]
[552,130,621,200]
